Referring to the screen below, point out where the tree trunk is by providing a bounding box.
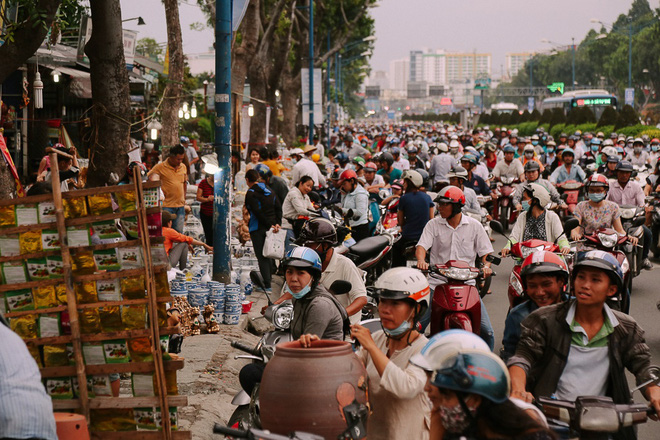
[247,57,269,145]
[281,69,301,148]
[231,0,260,98]
[85,0,132,187]
[161,0,185,149]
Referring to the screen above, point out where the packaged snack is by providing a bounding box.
[103,340,130,363]
[131,373,155,397]
[91,375,113,397]
[93,249,120,271]
[55,283,68,305]
[19,230,42,254]
[46,255,64,278]
[90,409,136,432]
[82,343,106,365]
[116,191,137,212]
[74,281,98,304]
[154,271,170,297]
[99,306,123,332]
[0,234,20,256]
[63,197,88,219]
[120,275,145,300]
[120,216,139,239]
[43,344,69,367]
[45,377,73,399]
[38,201,57,223]
[134,408,158,430]
[15,204,39,226]
[117,246,142,269]
[159,336,169,354]
[91,220,121,240]
[41,229,61,250]
[2,261,28,284]
[72,376,96,398]
[122,305,147,330]
[6,289,34,312]
[0,205,16,227]
[88,194,114,216]
[157,304,168,327]
[26,257,50,281]
[33,285,58,308]
[144,188,160,208]
[66,344,75,365]
[39,313,61,337]
[154,408,178,430]
[79,308,102,334]
[146,212,162,237]
[71,250,96,275]
[127,337,152,362]
[0,296,5,315]
[96,279,120,302]
[151,244,168,267]
[9,313,38,338]
[67,226,91,248]
[164,370,178,396]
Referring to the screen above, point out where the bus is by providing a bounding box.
[490,102,519,114]
[540,89,617,120]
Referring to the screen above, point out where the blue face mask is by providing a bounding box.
[591,145,599,152]
[532,141,539,146]
[653,145,659,152]
[547,148,555,154]
[284,280,313,299]
[588,193,606,203]
[382,319,412,337]
[521,200,531,211]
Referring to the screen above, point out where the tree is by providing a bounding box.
[616,104,639,128]
[85,0,132,187]
[161,0,185,149]
[549,108,566,127]
[530,109,542,121]
[136,37,164,61]
[539,109,553,124]
[519,110,531,122]
[598,106,619,127]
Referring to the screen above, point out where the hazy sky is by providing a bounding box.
[121,0,659,76]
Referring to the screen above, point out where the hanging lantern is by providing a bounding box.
[178,107,184,119]
[51,69,61,83]
[248,103,255,117]
[182,102,189,113]
[191,102,197,118]
[33,71,44,109]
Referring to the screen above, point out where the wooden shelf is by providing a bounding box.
[65,206,161,228]
[40,359,185,378]
[23,326,179,346]
[3,297,171,318]
[0,221,58,235]
[0,278,61,293]
[0,193,53,207]
[52,395,188,410]
[92,432,191,440]
[73,265,167,283]
[60,181,161,199]
[0,249,61,263]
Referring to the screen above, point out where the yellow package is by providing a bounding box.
[120,275,145,300]
[55,283,68,305]
[99,306,123,332]
[154,271,170,298]
[10,314,38,339]
[79,308,102,334]
[127,337,152,362]
[157,304,167,328]
[74,281,98,304]
[115,190,137,212]
[33,285,58,308]
[19,230,43,254]
[90,409,136,432]
[122,305,146,330]
[154,370,178,396]
[63,197,88,219]
[0,205,16,228]
[87,194,114,216]
[72,250,97,275]
[43,344,69,367]
[28,345,43,368]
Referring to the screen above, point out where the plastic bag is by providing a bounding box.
[263,229,286,260]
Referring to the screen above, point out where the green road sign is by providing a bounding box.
[547,82,564,94]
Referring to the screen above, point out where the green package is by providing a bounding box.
[26,258,50,281]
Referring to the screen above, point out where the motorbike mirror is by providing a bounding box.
[561,193,569,202]
[486,254,501,266]
[250,270,266,291]
[563,218,580,236]
[632,216,646,227]
[329,280,352,296]
[489,220,505,236]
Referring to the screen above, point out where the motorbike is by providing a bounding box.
[427,256,499,337]
[648,193,660,258]
[619,205,647,278]
[556,180,583,219]
[492,176,518,230]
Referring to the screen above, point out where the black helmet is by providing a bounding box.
[524,161,541,173]
[380,152,394,167]
[297,218,337,246]
[415,168,430,188]
[615,161,633,172]
[335,152,349,165]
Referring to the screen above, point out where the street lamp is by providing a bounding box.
[147,119,162,140]
[248,103,254,117]
[122,16,146,25]
[191,102,197,118]
[591,18,633,88]
[51,69,61,83]
[541,37,576,87]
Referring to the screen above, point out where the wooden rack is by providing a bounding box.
[0,154,190,439]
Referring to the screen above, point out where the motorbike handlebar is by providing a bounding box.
[230,340,262,358]
[213,424,248,438]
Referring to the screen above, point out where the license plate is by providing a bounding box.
[406,260,417,267]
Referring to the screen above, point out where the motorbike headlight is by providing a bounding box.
[509,272,524,296]
[562,182,581,190]
[272,304,294,330]
[579,406,620,432]
[438,267,479,281]
[655,206,660,216]
[620,208,636,219]
[597,232,618,248]
[502,176,514,184]
[521,245,545,259]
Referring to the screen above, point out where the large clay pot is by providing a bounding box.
[260,340,369,439]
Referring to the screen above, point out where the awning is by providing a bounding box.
[58,66,92,99]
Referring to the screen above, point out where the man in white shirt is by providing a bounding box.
[391,147,410,171]
[291,145,326,188]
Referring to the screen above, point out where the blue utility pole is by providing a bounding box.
[212,0,232,282]
[571,38,575,89]
[326,32,331,142]
[307,0,314,144]
[628,20,633,89]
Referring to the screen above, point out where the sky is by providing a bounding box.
[120,0,660,77]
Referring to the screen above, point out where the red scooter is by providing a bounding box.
[556,180,583,219]
[492,176,519,230]
[428,258,498,337]
[504,239,559,309]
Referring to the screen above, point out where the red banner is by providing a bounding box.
[0,134,25,197]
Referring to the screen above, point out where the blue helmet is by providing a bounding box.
[335,152,349,165]
[502,144,515,153]
[180,136,190,143]
[561,147,575,157]
[282,247,323,277]
[254,163,273,180]
[573,250,624,291]
[460,154,478,166]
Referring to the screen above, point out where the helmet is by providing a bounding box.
[460,154,478,166]
[402,169,423,187]
[652,138,660,144]
[520,250,569,287]
[407,144,418,154]
[486,143,497,152]
[559,132,568,139]
[524,183,551,208]
[607,155,620,164]
[353,156,366,167]
[561,148,574,157]
[437,142,449,153]
[180,136,190,143]
[447,166,469,181]
[601,146,617,157]
[282,247,323,278]
[429,350,511,404]
[633,137,644,145]
[603,139,614,147]
[435,185,466,207]
[502,144,515,153]
[339,169,358,182]
[297,217,337,245]
[335,152,349,165]
[416,169,430,188]
[449,140,460,149]
[572,250,624,291]
[373,267,430,316]
[391,179,404,190]
[380,152,394,167]
[585,173,609,190]
[531,134,540,141]
[364,161,378,172]
[524,160,541,173]
[590,138,602,146]
[523,145,535,153]
[410,329,489,371]
[626,136,634,143]
[391,147,401,155]
[615,161,634,172]
[254,163,273,180]
[546,140,556,147]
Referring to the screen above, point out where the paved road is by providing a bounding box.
[484,234,660,438]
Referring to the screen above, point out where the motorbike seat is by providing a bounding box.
[348,235,390,260]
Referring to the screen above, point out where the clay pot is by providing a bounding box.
[260,340,369,439]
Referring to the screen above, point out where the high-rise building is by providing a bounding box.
[505,52,534,79]
[389,58,409,91]
[445,52,491,83]
[421,50,447,86]
[409,50,424,82]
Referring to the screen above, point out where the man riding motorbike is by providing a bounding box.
[549,148,586,185]
[448,166,480,212]
[338,169,370,242]
[514,161,563,212]
[460,154,490,196]
[491,144,524,182]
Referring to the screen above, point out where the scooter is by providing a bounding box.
[428,257,499,337]
[648,193,660,258]
[556,180,583,219]
[619,205,646,278]
[493,176,518,230]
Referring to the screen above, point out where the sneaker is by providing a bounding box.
[643,258,653,270]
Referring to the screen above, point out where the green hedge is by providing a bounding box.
[479,121,656,140]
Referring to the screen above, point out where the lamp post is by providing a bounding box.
[308,0,314,145]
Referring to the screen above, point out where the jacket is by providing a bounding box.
[341,184,369,227]
[282,186,316,226]
[245,182,282,232]
[290,284,347,341]
[504,209,570,250]
[508,300,656,440]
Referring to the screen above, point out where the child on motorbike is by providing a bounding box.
[299,267,432,440]
[508,250,660,439]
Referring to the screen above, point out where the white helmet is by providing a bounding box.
[402,169,423,187]
[524,183,551,208]
[601,146,618,157]
[449,140,460,149]
[410,329,490,371]
[437,142,449,153]
[447,166,468,181]
[374,267,430,313]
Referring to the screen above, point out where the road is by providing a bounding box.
[484,234,660,438]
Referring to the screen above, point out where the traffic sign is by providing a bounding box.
[528,97,535,112]
[547,82,564,95]
[474,78,491,90]
[625,88,635,106]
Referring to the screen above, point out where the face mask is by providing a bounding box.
[652,145,659,152]
[284,279,313,299]
[382,319,411,337]
[588,193,606,203]
[361,142,367,147]
[438,402,477,434]
[521,200,531,211]
[532,141,539,146]
[634,147,642,154]
[591,145,599,152]
[292,158,298,165]
[525,152,533,158]
[547,148,555,154]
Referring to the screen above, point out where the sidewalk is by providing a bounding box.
[177,290,271,439]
